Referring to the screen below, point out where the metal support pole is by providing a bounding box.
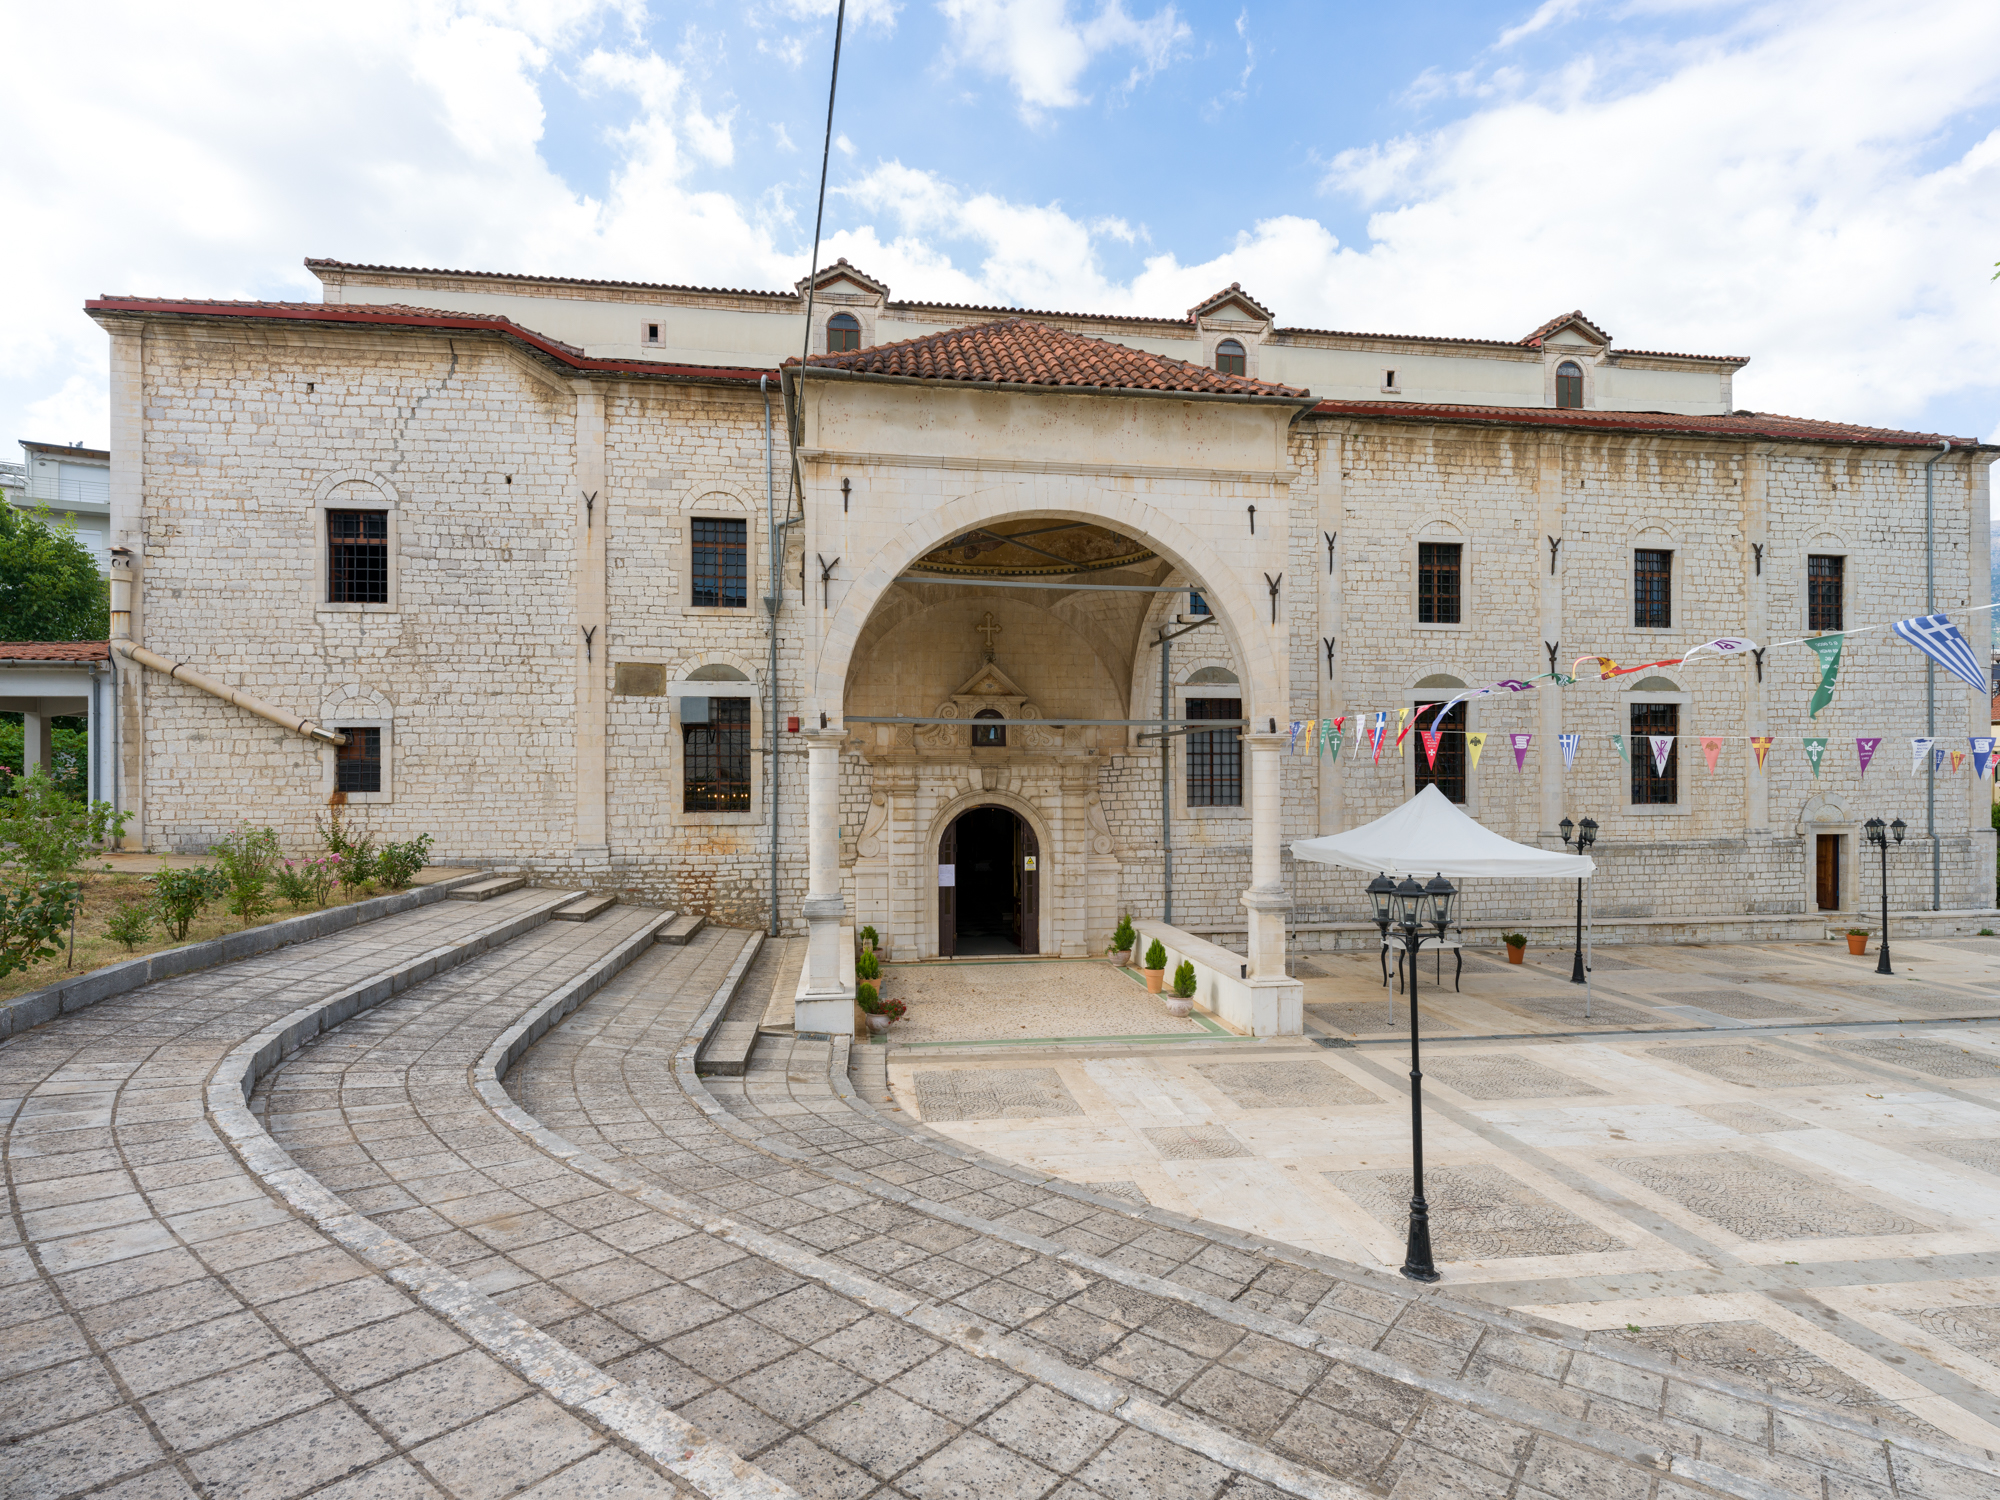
[1570,877,1585,985]
[1160,633,1172,924]
[1402,921,1438,1283]
[1877,835,1894,976]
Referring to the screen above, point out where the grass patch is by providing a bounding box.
[0,870,391,1005]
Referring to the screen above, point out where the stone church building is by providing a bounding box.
[84,258,1995,1031]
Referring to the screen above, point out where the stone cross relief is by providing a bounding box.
[975,611,1002,662]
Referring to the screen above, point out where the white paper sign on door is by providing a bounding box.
[937,864,956,887]
[1023,856,1036,871]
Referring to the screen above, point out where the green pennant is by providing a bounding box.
[1323,721,1342,763]
[1806,634,1844,718]
[1610,733,1629,764]
[1803,736,1828,777]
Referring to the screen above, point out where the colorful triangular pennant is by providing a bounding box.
[1803,736,1827,777]
[1559,732,1579,770]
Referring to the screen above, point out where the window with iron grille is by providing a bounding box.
[1188,591,1210,616]
[827,313,861,352]
[328,510,388,603]
[1414,701,1467,803]
[1186,698,1242,807]
[692,517,747,608]
[683,698,750,811]
[334,727,381,794]
[1808,554,1845,632]
[1215,339,1246,376]
[1634,549,1672,628]
[972,708,1006,747]
[1556,361,1584,409]
[1417,542,1462,624]
[1630,703,1679,804]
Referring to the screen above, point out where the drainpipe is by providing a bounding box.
[108,548,345,745]
[764,375,780,938]
[1924,440,1951,910]
[1160,631,1172,924]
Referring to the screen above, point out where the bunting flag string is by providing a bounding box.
[1856,737,1881,778]
[1805,635,1844,718]
[1803,737,1828,778]
[1559,732,1579,770]
[1701,736,1722,772]
[1751,735,1773,770]
[1511,732,1534,770]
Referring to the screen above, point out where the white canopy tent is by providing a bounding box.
[1290,785,1596,880]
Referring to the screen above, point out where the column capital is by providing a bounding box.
[1244,731,1287,753]
[802,725,846,747]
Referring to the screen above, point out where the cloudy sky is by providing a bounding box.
[7,0,2000,461]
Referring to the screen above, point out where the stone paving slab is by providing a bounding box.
[501,937,2000,1498]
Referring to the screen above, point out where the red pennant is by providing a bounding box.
[1420,729,1442,768]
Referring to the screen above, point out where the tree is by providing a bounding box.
[0,505,107,641]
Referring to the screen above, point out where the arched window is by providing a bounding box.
[971,707,1006,747]
[1556,360,1584,408]
[1215,339,1247,377]
[827,312,862,352]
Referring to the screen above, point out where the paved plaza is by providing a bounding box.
[8,895,2000,1500]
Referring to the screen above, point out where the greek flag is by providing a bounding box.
[1891,612,1990,693]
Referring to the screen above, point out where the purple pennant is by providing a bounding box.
[1856,737,1881,777]
[1510,732,1533,770]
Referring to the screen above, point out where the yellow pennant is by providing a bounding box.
[1465,731,1488,769]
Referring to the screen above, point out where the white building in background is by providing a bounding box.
[14,440,111,571]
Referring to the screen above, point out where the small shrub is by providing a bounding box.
[1144,938,1168,971]
[105,901,155,952]
[0,872,83,977]
[856,948,880,982]
[859,924,879,945]
[1112,914,1136,953]
[1172,960,1196,998]
[152,864,226,942]
[316,800,379,893]
[1501,932,1528,949]
[274,856,336,909]
[212,826,283,924]
[856,981,881,1013]
[377,834,434,891]
[1980,928,1996,937]
[1845,927,1871,938]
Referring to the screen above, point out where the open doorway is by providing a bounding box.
[937,806,1040,956]
[1815,834,1843,911]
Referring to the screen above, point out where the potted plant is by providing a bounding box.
[1111,914,1135,966]
[856,982,905,1035]
[1502,932,1528,965]
[859,925,878,955]
[1142,938,1168,993]
[1846,927,1870,956]
[1165,959,1196,1017]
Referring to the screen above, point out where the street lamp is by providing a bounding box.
[1369,869,1457,1283]
[1558,817,1598,984]
[1863,817,1907,975]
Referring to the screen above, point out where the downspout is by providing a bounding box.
[108,548,345,746]
[764,375,780,938]
[1160,631,1172,925]
[1924,439,1951,910]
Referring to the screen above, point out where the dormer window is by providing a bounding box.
[1556,360,1584,408]
[1215,339,1247,377]
[827,312,862,352]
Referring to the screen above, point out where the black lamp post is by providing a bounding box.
[1864,817,1906,975]
[1369,869,1457,1283]
[1558,816,1598,984]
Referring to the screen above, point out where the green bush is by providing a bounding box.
[1144,938,1167,970]
[0,765,130,876]
[856,948,879,982]
[856,981,881,1013]
[105,901,155,952]
[1172,960,1196,998]
[152,864,226,942]
[1112,914,1135,952]
[377,834,434,891]
[212,826,282,924]
[859,924,879,945]
[316,803,379,894]
[273,856,336,909]
[0,872,82,978]
[1501,932,1528,949]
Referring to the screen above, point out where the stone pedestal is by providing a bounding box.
[797,729,855,1033]
[1242,733,1291,979]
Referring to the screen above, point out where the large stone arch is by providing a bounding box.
[810,493,1283,723]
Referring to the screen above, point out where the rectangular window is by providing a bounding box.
[1417,542,1462,624]
[1634,549,1672,629]
[334,727,381,794]
[328,510,388,603]
[1630,703,1679,804]
[691,517,747,608]
[1414,700,1467,804]
[1808,554,1844,632]
[1188,591,1210,617]
[684,697,750,811]
[1186,698,1242,808]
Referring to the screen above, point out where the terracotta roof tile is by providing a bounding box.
[1187,282,1273,322]
[1309,400,1978,449]
[1520,310,1612,346]
[796,318,1308,397]
[0,641,109,661]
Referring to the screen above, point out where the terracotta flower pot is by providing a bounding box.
[1111,948,1132,966]
[1162,996,1192,1018]
[1847,934,1868,956]
[1505,944,1526,965]
[1144,967,1166,993]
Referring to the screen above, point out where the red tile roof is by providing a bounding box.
[83,298,773,384]
[1309,400,1977,449]
[796,318,1309,397]
[0,641,109,661]
[1520,310,1612,346]
[1188,282,1273,322]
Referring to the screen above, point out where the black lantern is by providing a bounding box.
[1424,873,1456,932]
[1367,873,1396,931]
[1558,816,1574,845]
[1391,876,1427,929]
[1891,817,1907,844]
[1864,816,1885,847]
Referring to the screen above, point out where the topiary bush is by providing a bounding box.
[1112,914,1135,953]
[1172,960,1196,998]
[856,948,879,982]
[1144,938,1167,971]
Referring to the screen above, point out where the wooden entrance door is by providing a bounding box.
[1815,834,1842,911]
[1012,818,1040,955]
[938,819,957,957]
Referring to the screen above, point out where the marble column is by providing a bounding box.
[802,728,847,994]
[1242,731,1291,979]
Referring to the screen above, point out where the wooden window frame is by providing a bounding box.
[1184,696,1243,809]
[687,514,750,611]
[1417,541,1462,625]
[826,312,862,352]
[1808,553,1845,632]
[1214,339,1247,377]
[1556,360,1585,409]
[1634,548,1674,630]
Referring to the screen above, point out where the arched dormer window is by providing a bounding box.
[1556,360,1584,409]
[971,707,1006,747]
[1215,339,1247,377]
[827,312,862,352]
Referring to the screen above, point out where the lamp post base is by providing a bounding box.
[1402,1198,1440,1283]
[1569,950,1586,985]
[1875,942,1892,976]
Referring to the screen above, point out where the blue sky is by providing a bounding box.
[7,0,2000,471]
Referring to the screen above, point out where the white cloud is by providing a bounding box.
[936,0,1189,119]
